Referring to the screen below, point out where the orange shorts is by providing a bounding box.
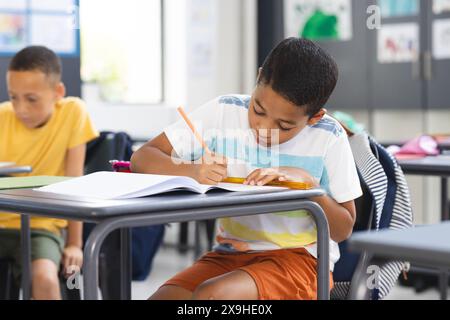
[162,247,333,300]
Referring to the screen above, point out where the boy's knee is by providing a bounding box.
[32,262,59,291]
[33,269,59,289]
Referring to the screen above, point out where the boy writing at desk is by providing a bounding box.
[0,46,98,299]
[132,38,362,300]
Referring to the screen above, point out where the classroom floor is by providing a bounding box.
[130,223,449,300]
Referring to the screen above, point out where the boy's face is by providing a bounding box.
[7,70,65,129]
[249,84,326,146]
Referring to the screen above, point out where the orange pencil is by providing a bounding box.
[177,106,211,154]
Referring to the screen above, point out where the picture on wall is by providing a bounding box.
[378,23,419,63]
[433,19,450,59]
[378,0,419,18]
[434,0,450,14]
[0,14,26,52]
[0,0,77,55]
[284,0,352,41]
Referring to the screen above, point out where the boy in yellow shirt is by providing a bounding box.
[0,46,99,299]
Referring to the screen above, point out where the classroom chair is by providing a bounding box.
[179,220,216,258]
[332,134,414,300]
[0,258,15,300]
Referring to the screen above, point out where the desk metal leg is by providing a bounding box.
[120,228,132,300]
[301,201,330,300]
[441,177,449,221]
[84,200,330,300]
[439,268,448,300]
[84,224,108,300]
[439,178,449,300]
[20,214,32,300]
[194,221,201,260]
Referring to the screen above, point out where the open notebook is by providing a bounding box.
[36,171,287,200]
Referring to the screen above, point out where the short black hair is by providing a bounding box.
[258,37,338,117]
[9,46,62,83]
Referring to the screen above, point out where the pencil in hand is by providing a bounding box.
[177,106,212,154]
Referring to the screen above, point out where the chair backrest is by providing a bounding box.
[332,170,376,299]
[332,134,413,300]
[85,131,134,174]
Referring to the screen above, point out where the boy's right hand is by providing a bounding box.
[193,152,228,185]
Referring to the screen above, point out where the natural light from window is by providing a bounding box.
[80,0,162,104]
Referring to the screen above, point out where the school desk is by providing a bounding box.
[398,156,450,221]
[348,222,450,300]
[0,188,330,300]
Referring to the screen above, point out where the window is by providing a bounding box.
[80,0,162,104]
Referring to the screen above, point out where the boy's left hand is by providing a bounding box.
[244,167,319,188]
[62,245,83,278]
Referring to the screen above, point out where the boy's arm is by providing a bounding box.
[62,144,86,273]
[131,133,228,185]
[64,143,86,248]
[311,195,356,243]
[131,133,198,178]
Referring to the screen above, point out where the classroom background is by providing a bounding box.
[0,0,449,300]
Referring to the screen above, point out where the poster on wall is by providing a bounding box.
[284,0,353,41]
[0,14,26,52]
[378,23,419,63]
[434,0,450,14]
[0,0,78,55]
[378,0,419,18]
[433,19,450,59]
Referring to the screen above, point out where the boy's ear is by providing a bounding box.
[55,82,66,100]
[307,108,327,126]
[256,67,262,82]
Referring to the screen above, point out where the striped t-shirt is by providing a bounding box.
[164,94,362,269]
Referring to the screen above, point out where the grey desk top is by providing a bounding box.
[349,222,450,266]
[398,156,450,176]
[0,166,32,176]
[0,188,325,222]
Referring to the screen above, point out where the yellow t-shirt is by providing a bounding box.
[0,97,99,234]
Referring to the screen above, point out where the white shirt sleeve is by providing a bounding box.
[164,98,222,161]
[323,133,363,203]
